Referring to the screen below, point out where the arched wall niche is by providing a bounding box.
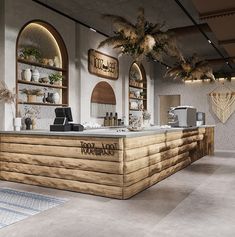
[16,20,69,129]
[91,81,116,118]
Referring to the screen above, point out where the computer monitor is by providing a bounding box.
[55,107,73,122]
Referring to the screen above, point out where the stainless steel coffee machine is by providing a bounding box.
[168,106,196,127]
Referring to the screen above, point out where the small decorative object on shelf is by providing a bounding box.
[48,59,54,67]
[31,69,40,82]
[52,92,60,104]
[20,88,43,103]
[49,73,63,85]
[143,110,151,127]
[22,68,32,81]
[128,115,143,131]
[19,47,42,63]
[54,56,60,68]
[23,105,40,130]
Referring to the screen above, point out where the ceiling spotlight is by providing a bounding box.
[208,39,212,44]
[166,66,169,69]
[90,28,96,32]
[226,61,229,64]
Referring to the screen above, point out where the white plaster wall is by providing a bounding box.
[154,65,235,152]
[0,0,5,130]
[76,24,155,125]
[2,0,155,129]
[3,0,77,130]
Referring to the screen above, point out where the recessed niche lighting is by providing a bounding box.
[90,28,97,32]
[208,39,212,44]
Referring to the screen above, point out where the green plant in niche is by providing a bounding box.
[20,47,42,62]
[49,73,63,85]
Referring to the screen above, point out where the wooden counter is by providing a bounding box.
[0,126,214,199]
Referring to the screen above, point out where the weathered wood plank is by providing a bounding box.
[149,152,189,175]
[1,135,123,150]
[123,177,150,199]
[150,157,191,186]
[0,152,123,174]
[124,156,149,174]
[124,167,149,187]
[124,134,166,149]
[0,161,123,186]
[0,171,123,199]
[149,142,197,166]
[0,143,123,162]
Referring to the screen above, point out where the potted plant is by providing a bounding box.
[0,80,22,131]
[49,73,63,85]
[20,88,43,103]
[20,47,42,62]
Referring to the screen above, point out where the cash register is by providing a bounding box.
[50,107,84,132]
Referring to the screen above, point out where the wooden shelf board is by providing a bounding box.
[18,58,67,72]
[129,85,147,90]
[129,109,143,111]
[18,80,67,89]
[129,97,147,101]
[18,102,68,107]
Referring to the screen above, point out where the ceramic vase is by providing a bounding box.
[14,117,22,131]
[54,56,60,68]
[52,92,60,104]
[32,69,40,82]
[23,69,32,81]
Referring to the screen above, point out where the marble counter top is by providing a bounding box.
[0,125,215,138]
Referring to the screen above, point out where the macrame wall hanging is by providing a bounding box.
[209,84,235,123]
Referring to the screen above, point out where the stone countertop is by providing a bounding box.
[0,125,215,138]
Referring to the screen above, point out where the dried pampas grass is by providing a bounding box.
[165,54,215,81]
[0,80,16,104]
[98,7,181,63]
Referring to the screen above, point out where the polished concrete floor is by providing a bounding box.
[0,155,234,237]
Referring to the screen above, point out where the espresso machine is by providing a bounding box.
[168,106,196,127]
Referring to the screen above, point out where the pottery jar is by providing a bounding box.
[32,69,40,82]
[23,69,32,81]
[52,92,60,104]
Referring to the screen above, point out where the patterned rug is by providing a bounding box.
[0,188,67,229]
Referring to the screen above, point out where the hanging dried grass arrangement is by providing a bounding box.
[98,8,182,62]
[165,54,215,81]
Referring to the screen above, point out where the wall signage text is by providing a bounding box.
[88,49,119,80]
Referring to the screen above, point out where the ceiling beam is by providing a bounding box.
[168,23,211,35]
[207,57,235,64]
[200,8,235,20]
[218,39,235,45]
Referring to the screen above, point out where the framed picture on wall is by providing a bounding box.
[88,49,119,80]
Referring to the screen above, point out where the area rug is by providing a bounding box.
[0,188,67,229]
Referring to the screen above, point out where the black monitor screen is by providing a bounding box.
[55,107,73,122]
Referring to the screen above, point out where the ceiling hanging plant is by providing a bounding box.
[165,54,215,81]
[98,8,182,63]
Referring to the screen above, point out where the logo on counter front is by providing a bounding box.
[81,141,118,156]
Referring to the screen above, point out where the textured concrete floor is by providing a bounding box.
[0,155,235,237]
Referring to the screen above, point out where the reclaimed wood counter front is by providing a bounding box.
[0,126,214,199]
